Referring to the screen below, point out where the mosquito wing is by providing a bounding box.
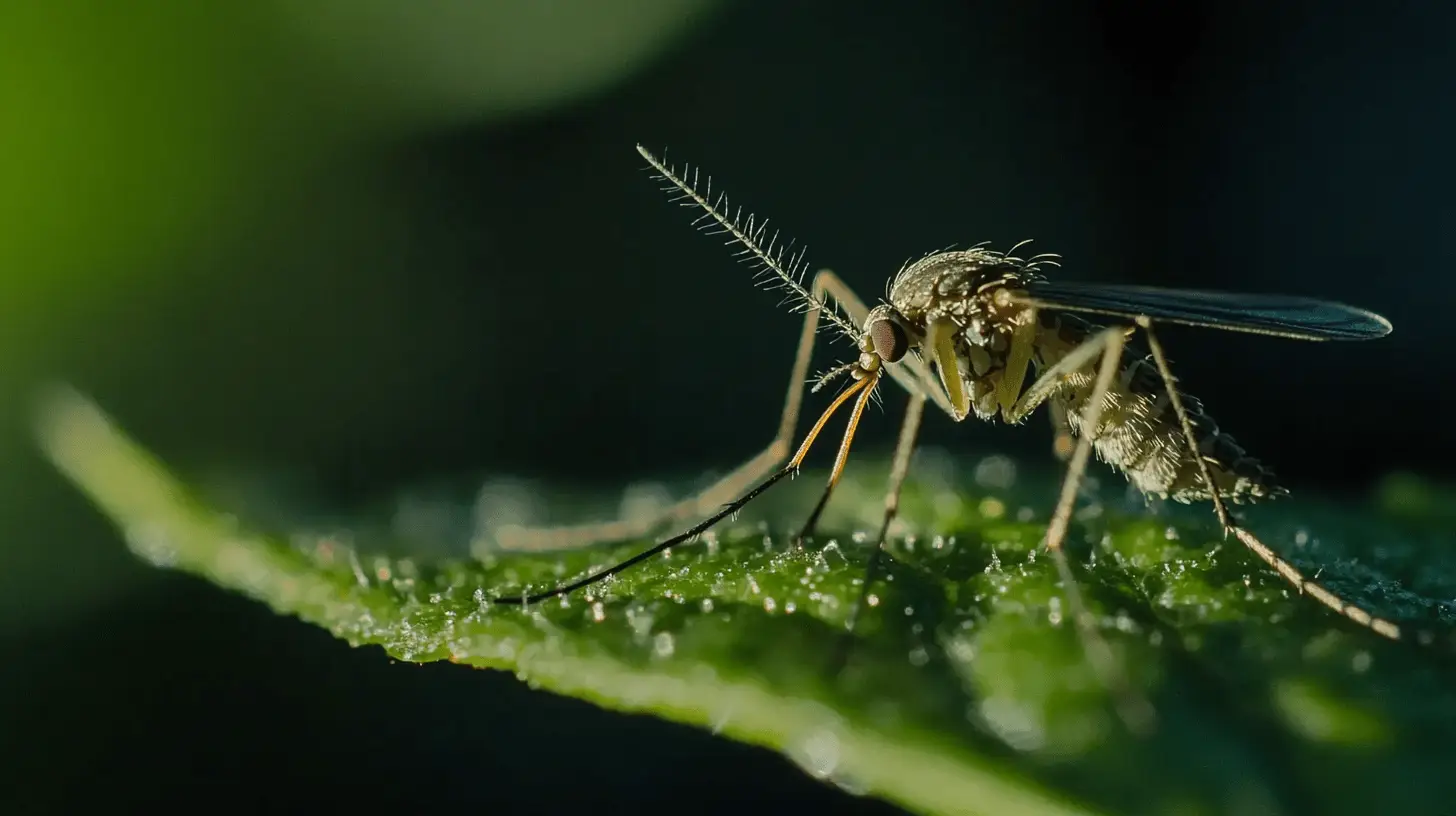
[1018,280,1393,341]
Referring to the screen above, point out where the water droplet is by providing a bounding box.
[763,597,777,613]
[974,454,1018,489]
[784,601,797,614]
[934,491,964,517]
[627,607,654,640]
[653,631,675,658]
[979,696,1046,752]
[908,646,930,667]
[792,729,841,779]
[1114,611,1138,633]
[348,549,370,588]
[591,602,605,622]
[1352,650,1372,673]
[699,598,714,613]
[945,635,975,664]
[124,524,177,566]
[819,541,847,564]
[867,594,880,608]
[903,606,914,617]
[1047,596,1063,626]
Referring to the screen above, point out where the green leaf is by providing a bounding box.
[35,387,1456,816]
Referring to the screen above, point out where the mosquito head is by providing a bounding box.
[812,310,906,394]
[862,304,915,363]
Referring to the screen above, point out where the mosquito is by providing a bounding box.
[491,144,1400,731]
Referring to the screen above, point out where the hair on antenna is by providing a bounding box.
[635,144,861,342]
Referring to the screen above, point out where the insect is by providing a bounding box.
[491,144,1400,731]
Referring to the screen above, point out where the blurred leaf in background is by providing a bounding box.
[0,0,717,635]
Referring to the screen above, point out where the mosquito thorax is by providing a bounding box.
[877,249,1045,419]
[887,249,1039,336]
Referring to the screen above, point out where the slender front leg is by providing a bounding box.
[495,270,871,552]
[789,273,946,544]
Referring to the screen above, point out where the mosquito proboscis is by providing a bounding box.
[490,144,1417,733]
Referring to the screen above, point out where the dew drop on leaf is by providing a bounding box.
[653,631,675,659]
[979,695,1047,753]
[790,727,841,780]
[1352,651,1373,673]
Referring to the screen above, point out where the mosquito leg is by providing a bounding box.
[1137,318,1407,643]
[790,273,944,544]
[833,390,928,668]
[1134,319,1234,532]
[1014,325,1158,733]
[493,373,877,606]
[495,270,875,552]
[803,306,955,549]
[1003,326,1129,425]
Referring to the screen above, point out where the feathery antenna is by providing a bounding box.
[636,144,861,341]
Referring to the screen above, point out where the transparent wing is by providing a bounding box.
[1019,280,1393,341]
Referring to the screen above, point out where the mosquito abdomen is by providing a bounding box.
[1037,313,1286,504]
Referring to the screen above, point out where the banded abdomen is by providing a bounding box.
[1032,313,1285,504]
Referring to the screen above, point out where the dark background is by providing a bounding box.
[4,1,1452,813]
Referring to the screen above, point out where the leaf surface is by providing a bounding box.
[36,388,1456,816]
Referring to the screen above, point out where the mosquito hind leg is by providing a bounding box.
[495,270,871,552]
[1022,327,1157,733]
[1137,318,1407,643]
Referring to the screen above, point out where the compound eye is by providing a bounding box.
[869,319,910,363]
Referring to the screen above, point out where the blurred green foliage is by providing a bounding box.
[0,0,716,634]
[39,388,1456,816]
